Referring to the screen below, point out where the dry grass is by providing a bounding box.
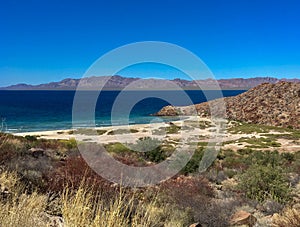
[61,180,190,227]
[0,171,189,226]
[61,184,132,227]
[0,171,49,227]
[272,207,300,227]
[0,192,49,227]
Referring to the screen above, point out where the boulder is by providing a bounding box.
[29,148,45,158]
[229,210,257,226]
[189,223,202,227]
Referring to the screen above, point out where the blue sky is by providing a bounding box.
[1,0,300,86]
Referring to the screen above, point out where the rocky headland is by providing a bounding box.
[155,81,300,129]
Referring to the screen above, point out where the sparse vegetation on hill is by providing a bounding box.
[155,81,300,129]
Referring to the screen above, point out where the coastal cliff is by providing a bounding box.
[155,81,300,129]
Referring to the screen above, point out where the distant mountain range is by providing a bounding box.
[1,75,299,90]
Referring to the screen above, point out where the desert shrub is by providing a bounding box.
[222,156,246,169]
[217,149,247,170]
[107,143,146,166]
[259,199,284,215]
[45,154,112,193]
[235,137,281,148]
[224,168,237,178]
[6,154,54,192]
[0,134,29,164]
[228,122,271,134]
[32,138,77,153]
[243,150,286,168]
[130,137,167,163]
[0,141,18,164]
[61,138,78,149]
[238,164,291,203]
[105,139,171,165]
[290,151,300,173]
[107,128,138,135]
[281,152,295,162]
[143,148,166,163]
[203,169,228,184]
[112,153,146,167]
[160,176,240,227]
[105,142,131,153]
[96,129,107,135]
[153,123,181,135]
[165,123,181,134]
[130,137,161,152]
[180,146,204,174]
[161,177,213,212]
[237,148,254,155]
[25,135,38,142]
[74,128,98,135]
[272,207,300,227]
[217,149,234,160]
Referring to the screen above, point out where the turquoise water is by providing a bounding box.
[0,90,245,132]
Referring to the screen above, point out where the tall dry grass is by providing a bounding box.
[0,171,49,227]
[0,171,190,227]
[61,180,191,227]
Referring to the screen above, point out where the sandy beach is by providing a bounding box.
[13,116,300,153]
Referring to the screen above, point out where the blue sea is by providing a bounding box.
[0,90,246,132]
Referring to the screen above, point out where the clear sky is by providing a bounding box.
[1,0,300,86]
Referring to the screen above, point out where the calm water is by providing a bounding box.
[0,90,246,132]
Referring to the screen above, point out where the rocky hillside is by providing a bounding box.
[2,75,300,90]
[155,81,300,129]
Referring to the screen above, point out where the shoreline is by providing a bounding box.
[13,116,196,144]
[12,116,300,153]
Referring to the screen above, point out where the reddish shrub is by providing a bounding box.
[45,154,113,193]
[160,175,215,206]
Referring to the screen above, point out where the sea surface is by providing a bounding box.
[0,90,246,132]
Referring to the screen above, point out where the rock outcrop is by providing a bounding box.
[155,81,300,129]
[229,210,257,226]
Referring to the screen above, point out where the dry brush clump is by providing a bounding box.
[60,175,192,227]
[0,171,49,227]
[159,175,237,227]
[61,181,190,227]
[0,170,191,227]
[272,207,300,227]
[45,154,113,193]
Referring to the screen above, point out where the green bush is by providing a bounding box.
[130,137,161,152]
[105,142,131,153]
[107,128,138,135]
[238,164,291,203]
[130,137,164,162]
[25,135,37,142]
[180,146,204,175]
[61,138,78,149]
[165,124,181,134]
[244,150,282,167]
